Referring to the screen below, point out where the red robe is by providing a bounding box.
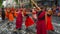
[36,11,47,34]
[25,16,34,28]
[16,11,23,29]
[47,15,54,30]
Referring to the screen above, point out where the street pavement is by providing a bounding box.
[0,16,60,34]
[51,16,60,34]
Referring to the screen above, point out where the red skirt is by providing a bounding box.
[47,16,54,30]
[25,16,34,28]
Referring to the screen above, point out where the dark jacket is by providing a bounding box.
[1,8,5,20]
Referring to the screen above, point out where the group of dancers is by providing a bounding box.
[1,1,55,34]
[0,6,54,34]
[15,6,54,34]
[15,0,54,34]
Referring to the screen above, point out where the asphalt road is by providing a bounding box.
[0,16,60,34]
[52,16,60,34]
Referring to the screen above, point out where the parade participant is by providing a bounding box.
[5,8,8,19]
[6,8,11,20]
[24,9,36,33]
[46,9,54,31]
[1,7,5,21]
[31,0,47,34]
[36,7,47,34]
[25,10,34,28]
[32,7,37,22]
[14,8,17,17]
[16,8,23,30]
[8,8,14,22]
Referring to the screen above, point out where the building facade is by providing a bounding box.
[35,0,55,7]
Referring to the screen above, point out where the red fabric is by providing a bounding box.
[47,16,54,30]
[16,11,23,29]
[36,11,47,34]
[25,16,34,28]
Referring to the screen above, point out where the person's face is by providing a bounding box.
[47,10,53,15]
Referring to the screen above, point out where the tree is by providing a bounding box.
[0,0,2,8]
[15,0,18,4]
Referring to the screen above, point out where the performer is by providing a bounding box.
[25,9,35,33]
[46,9,54,31]
[5,8,8,19]
[32,7,37,22]
[25,14,34,28]
[14,9,18,17]
[9,9,14,22]
[36,8,47,34]
[31,0,47,34]
[16,8,23,29]
[1,7,5,21]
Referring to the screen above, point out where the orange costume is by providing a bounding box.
[5,10,8,18]
[14,10,18,17]
[5,8,9,19]
[9,11,14,22]
[8,8,14,22]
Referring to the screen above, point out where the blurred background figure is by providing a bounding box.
[1,7,5,22]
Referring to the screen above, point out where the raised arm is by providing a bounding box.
[31,0,41,10]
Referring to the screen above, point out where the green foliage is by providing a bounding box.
[0,0,2,8]
[15,0,18,4]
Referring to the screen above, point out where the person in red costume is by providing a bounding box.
[21,8,34,28]
[36,7,47,34]
[16,8,23,30]
[32,7,37,22]
[31,0,47,34]
[25,15,34,28]
[25,9,35,33]
[46,9,54,31]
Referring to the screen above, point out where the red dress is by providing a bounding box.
[36,11,47,34]
[16,11,23,29]
[47,15,54,30]
[25,16,34,28]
